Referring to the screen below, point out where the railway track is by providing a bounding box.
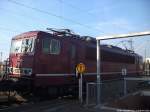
[0,78,78,111]
[0,90,77,111]
[0,96,94,112]
[0,91,26,110]
[0,99,67,112]
[0,95,80,112]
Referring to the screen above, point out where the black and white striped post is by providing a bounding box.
[96,31,150,106]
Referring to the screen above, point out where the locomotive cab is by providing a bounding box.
[8,30,66,81]
[9,32,37,78]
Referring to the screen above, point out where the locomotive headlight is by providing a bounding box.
[28,70,32,75]
[11,67,32,75]
[23,68,32,76]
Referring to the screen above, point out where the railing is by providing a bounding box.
[86,79,125,106]
[86,75,150,106]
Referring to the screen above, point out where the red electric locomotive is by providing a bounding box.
[8,29,143,94]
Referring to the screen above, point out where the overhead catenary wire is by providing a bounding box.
[134,40,147,52]
[57,0,135,34]
[0,7,48,29]
[57,0,114,34]
[57,0,98,18]
[0,26,21,33]
[0,7,95,36]
[0,7,40,23]
[7,0,107,35]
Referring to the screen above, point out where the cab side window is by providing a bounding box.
[42,39,60,54]
[42,39,50,53]
[50,39,60,54]
[70,44,76,59]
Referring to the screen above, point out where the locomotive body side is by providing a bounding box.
[8,30,143,94]
[33,32,97,87]
[33,31,78,87]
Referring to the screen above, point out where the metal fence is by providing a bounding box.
[86,78,147,106]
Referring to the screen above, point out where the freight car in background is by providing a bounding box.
[6,28,143,95]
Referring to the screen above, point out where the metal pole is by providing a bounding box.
[124,76,127,96]
[123,69,127,95]
[0,52,2,62]
[124,77,127,95]
[97,40,101,105]
[86,83,89,105]
[79,73,83,104]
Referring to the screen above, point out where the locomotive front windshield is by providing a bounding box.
[11,38,35,53]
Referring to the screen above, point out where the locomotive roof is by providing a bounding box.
[12,30,95,41]
[12,31,43,40]
[11,30,141,58]
[101,44,140,57]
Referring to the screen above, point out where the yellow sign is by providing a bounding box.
[76,63,86,74]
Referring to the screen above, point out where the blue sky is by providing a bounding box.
[0,0,150,61]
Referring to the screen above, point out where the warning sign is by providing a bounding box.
[76,63,86,74]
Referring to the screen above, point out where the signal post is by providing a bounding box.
[76,63,85,104]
